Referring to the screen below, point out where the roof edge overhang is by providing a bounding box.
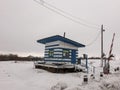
[37,35,85,48]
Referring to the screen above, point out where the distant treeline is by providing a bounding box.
[0,54,109,61]
[79,57,108,60]
[88,55,114,60]
[88,57,101,59]
[0,54,43,61]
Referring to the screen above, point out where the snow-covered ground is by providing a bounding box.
[0,59,120,90]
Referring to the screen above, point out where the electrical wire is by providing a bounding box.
[43,0,99,28]
[33,0,100,29]
[85,30,101,46]
[34,0,101,46]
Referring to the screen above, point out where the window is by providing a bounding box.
[63,49,70,58]
[49,49,54,57]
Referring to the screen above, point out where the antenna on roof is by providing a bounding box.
[63,32,66,38]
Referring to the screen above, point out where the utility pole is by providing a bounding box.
[101,25,105,67]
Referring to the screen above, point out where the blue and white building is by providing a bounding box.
[37,35,85,64]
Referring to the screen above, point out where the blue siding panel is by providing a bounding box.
[71,50,76,64]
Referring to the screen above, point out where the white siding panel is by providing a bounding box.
[54,55,62,58]
[45,41,60,46]
[54,49,63,51]
[54,52,62,54]
[45,46,59,49]
[59,41,78,50]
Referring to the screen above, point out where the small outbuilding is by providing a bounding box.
[37,35,85,64]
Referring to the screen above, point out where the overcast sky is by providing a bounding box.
[0,0,120,58]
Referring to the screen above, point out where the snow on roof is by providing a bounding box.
[37,35,85,47]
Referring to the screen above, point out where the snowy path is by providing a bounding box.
[0,60,120,90]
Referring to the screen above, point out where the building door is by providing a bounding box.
[71,50,76,64]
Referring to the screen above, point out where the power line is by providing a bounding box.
[86,30,101,46]
[34,0,101,46]
[43,0,99,28]
[33,0,100,29]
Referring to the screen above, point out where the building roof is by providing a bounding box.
[37,35,85,47]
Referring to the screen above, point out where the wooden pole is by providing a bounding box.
[101,25,105,67]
